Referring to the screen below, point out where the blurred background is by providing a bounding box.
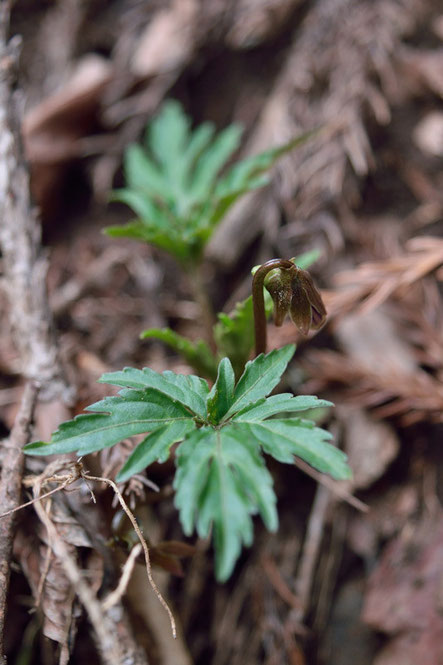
[1,1,443,664]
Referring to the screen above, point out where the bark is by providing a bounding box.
[0,383,38,665]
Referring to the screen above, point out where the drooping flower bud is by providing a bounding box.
[289,267,327,334]
[252,258,327,356]
[264,269,292,327]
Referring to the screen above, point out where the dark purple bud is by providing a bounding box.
[264,270,292,327]
[290,267,327,334]
[289,281,312,335]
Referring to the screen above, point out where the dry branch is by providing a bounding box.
[0,7,71,661]
[293,484,331,623]
[0,8,152,662]
[0,6,70,403]
[32,491,126,665]
[0,382,38,665]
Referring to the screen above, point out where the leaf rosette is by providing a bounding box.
[25,345,351,580]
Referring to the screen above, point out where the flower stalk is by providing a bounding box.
[252,258,327,356]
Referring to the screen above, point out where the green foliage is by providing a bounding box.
[106,100,315,265]
[25,345,350,581]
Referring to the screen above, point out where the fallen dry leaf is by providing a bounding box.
[362,515,443,665]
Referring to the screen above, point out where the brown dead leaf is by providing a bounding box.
[362,516,443,665]
[226,0,303,49]
[24,55,112,166]
[303,347,443,424]
[131,0,198,77]
[338,406,400,489]
[413,111,443,156]
[347,484,419,561]
[23,55,112,221]
[14,525,81,652]
[401,48,443,98]
[327,237,443,319]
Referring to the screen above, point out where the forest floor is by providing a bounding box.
[1,1,443,664]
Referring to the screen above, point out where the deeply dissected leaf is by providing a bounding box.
[122,143,171,201]
[116,420,195,482]
[107,100,317,262]
[25,346,351,582]
[206,357,235,423]
[224,344,296,418]
[25,390,192,456]
[148,100,190,181]
[187,124,243,206]
[104,219,190,261]
[110,189,168,226]
[99,366,208,419]
[235,419,351,480]
[231,394,333,421]
[174,426,277,581]
[213,128,317,204]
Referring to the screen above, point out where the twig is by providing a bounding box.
[293,458,368,512]
[102,543,142,611]
[84,473,177,639]
[35,535,54,610]
[293,484,330,622]
[0,382,38,665]
[0,9,151,663]
[32,491,124,665]
[261,554,304,613]
[0,458,177,640]
[0,475,76,519]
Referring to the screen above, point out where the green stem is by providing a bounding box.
[186,263,217,351]
[252,259,295,356]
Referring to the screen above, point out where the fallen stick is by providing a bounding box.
[0,382,38,665]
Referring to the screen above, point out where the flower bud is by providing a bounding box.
[264,269,292,326]
[289,267,327,335]
[289,280,312,334]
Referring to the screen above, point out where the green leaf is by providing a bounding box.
[104,220,153,241]
[24,347,351,583]
[110,189,168,226]
[140,327,218,380]
[208,175,270,227]
[214,297,255,380]
[110,101,317,262]
[292,248,322,270]
[174,426,277,581]
[206,357,235,424]
[99,366,208,419]
[182,123,215,175]
[25,389,192,457]
[224,344,295,419]
[214,129,317,202]
[188,125,243,204]
[234,419,351,480]
[231,394,333,421]
[116,419,195,482]
[123,144,171,201]
[104,221,189,261]
[148,100,190,180]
